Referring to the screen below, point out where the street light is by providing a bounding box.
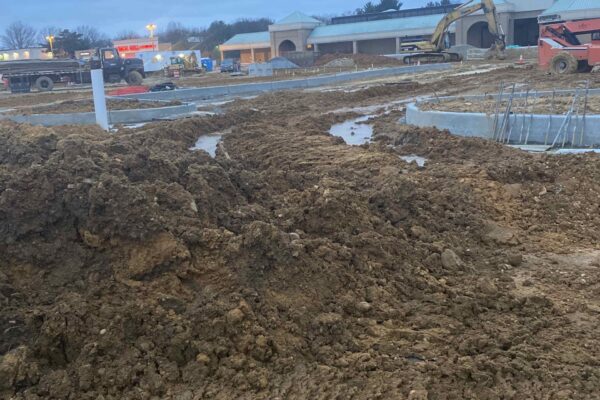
[146,23,157,38]
[46,35,54,53]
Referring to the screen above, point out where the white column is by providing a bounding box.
[396,37,401,54]
[314,43,319,53]
[91,68,109,131]
[251,47,255,63]
[353,41,358,54]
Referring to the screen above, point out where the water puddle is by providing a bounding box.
[329,115,374,145]
[400,155,427,167]
[191,134,223,157]
[553,148,600,155]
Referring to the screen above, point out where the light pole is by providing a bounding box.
[46,35,54,53]
[146,23,157,38]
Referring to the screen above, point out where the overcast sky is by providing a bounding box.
[2,0,433,36]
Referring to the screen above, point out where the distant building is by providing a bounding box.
[220,1,559,63]
[0,47,53,62]
[113,38,172,59]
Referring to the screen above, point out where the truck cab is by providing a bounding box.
[97,48,145,85]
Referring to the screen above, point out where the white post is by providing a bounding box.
[91,68,109,131]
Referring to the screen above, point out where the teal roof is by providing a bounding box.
[309,13,449,40]
[276,11,321,25]
[223,32,270,46]
[542,0,600,15]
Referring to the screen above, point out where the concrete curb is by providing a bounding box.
[121,64,453,102]
[0,102,197,127]
[406,91,600,147]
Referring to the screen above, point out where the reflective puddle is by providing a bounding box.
[329,116,374,146]
[400,155,427,167]
[191,135,222,157]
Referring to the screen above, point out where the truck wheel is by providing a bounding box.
[35,76,54,91]
[126,71,143,86]
[550,52,578,74]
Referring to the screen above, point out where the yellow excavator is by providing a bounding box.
[403,0,506,64]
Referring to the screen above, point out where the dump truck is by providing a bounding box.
[0,48,145,93]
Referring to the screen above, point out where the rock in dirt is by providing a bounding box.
[484,221,519,245]
[441,249,463,270]
[408,389,429,400]
[356,301,373,313]
[507,253,523,267]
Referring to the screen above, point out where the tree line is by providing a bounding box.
[0,1,458,57]
[0,18,272,58]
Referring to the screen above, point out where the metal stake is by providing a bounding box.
[492,82,505,140]
[544,90,555,146]
[579,80,590,146]
[525,91,538,145]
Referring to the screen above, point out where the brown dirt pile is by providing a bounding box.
[315,53,404,68]
[1,75,600,399]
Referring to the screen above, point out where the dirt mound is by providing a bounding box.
[315,53,403,68]
[2,72,600,399]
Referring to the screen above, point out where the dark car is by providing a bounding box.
[220,58,240,73]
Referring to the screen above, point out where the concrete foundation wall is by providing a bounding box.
[123,64,452,102]
[1,102,197,127]
[406,92,600,146]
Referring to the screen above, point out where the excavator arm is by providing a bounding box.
[430,0,505,53]
[403,0,506,64]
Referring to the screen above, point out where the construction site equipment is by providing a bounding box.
[538,18,600,74]
[403,0,506,64]
[165,53,202,78]
[0,48,145,93]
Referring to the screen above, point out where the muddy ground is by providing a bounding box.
[6,99,182,116]
[422,94,600,115]
[1,66,600,400]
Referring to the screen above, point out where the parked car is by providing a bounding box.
[220,59,240,73]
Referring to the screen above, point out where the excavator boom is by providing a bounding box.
[404,0,506,64]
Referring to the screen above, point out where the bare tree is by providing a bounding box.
[76,25,111,47]
[114,30,141,40]
[1,21,38,49]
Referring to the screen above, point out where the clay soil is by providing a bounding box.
[7,99,182,115]
[422,95,600,115]
[2,66,600,400]
[315,53,404,68]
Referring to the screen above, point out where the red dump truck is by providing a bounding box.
[0,48,145,93]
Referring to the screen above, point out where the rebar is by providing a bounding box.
[525,91,539,145]
[552,90,580,148]
[579,80,590,146]
[518,88,530,144]
[499,84,516,143]
[492,82,505,140]
[544,90,555,146]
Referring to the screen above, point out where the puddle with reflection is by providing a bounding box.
[329,116,374,145]
[191,135,222,157]
[400,155,427,167]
